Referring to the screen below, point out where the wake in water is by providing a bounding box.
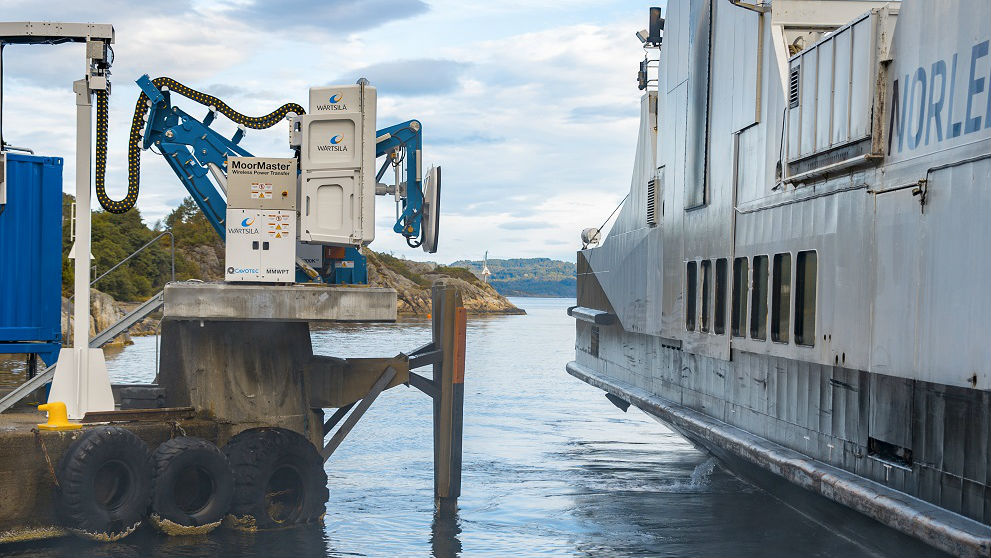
[688,457,718,487]
[651,456,720,493]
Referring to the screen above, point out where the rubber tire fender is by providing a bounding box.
[150,436,233,533]
[224,428,328,529]
[55,426,153,541]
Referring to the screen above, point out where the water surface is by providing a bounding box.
[1,297,943,557]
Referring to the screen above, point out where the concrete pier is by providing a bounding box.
[159,282,404,449]
[163,282,397,322]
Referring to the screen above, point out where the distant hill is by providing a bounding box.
[450,257,576,298]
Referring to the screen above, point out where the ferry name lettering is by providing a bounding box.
[887,40,990,154]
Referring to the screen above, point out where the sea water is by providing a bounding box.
[0,298,943,557]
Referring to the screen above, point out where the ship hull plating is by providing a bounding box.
[568,327,990,556]
[568,0,990,554]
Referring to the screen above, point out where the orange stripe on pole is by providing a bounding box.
[454,307,467,384]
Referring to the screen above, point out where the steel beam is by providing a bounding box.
[322,402,355,436]
[321,367,397,461]
[431,281,466,508]
[408,371,439,398]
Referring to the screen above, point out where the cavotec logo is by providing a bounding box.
[227,266,259,274]
[315,92,348,111]
[317,134,349,152]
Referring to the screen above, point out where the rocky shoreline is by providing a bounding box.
[366,251,525,315]
[56,257,522,349]
[60,290,159,348]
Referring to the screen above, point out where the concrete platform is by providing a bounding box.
[163,281,397,322]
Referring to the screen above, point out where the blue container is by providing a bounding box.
[0,152,63,365]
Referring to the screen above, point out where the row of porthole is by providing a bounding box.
[685,250,818,347]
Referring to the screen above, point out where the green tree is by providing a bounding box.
[61,194,200,301]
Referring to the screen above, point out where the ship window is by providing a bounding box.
[701,260,712,333]
[772,253,792,343]
[686,262,697,331]
[750,255,768,340]
[795,251,817,346]
[732,257,748,337]
[714,258,727,335]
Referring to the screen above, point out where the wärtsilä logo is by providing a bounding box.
[318,134,349,152]
[228,217,259,235]
[316,92,348,111]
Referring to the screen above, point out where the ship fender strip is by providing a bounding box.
[55,426,153,541]
[223,428,328,530]
[150,436,233,535]
[566,361,991,558]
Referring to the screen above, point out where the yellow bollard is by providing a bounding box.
[37,402,82,431]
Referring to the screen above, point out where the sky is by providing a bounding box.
[1,0,659,263]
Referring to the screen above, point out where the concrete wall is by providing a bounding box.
[159,319,325,448]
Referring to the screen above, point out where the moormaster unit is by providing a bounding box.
[568,1,991,557]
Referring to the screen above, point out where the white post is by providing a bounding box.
[48,78,113,419]
[72,79,91,355]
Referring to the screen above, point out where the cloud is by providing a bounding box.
[499,221,547,231]
[568,104,640,123]
[431,132,504,146]
[336,59,469,96]
[202,84,250,98]
[221,0,429,33]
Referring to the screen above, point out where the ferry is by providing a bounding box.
[567,1,990,556]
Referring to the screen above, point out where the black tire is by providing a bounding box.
[223,428,328,529]
[55,426,152,541]
[150,436,233,534]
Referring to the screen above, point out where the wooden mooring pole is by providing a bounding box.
[432,281,466,509]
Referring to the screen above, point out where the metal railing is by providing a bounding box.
[69,230,175,301]
[92,230,175,288]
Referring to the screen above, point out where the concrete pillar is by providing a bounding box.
[158,319,324,447]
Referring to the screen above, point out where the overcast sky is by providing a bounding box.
[1,0,657,263]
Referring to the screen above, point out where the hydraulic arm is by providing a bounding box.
[92,74,439,284]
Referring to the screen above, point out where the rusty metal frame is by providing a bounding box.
[316,281,467,507]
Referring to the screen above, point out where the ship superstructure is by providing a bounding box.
[568,1,990,556]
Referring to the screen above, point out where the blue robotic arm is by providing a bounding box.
[375,120,425,244]
[137,75,249,239]
[132,75,434,282]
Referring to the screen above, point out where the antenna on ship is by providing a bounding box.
[636,7,664,90]
[482,251,491,283]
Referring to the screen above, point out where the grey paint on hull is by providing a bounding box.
[567,357,990,558]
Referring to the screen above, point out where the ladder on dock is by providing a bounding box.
[0,290,164,413]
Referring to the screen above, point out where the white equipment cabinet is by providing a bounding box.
[225,157,298,283]
[298,83,376,247]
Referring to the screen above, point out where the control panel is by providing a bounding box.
[224,157,298,283]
